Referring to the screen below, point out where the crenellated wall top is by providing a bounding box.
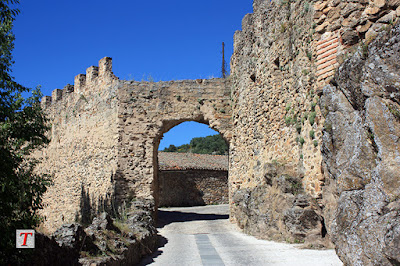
[41,57,118,109]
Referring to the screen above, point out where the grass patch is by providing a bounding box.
[309,130,315,139]
[285,116,292,126]
[313,140,318,147]
[309,112,317,126]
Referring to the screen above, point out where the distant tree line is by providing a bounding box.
[162,134,228,155]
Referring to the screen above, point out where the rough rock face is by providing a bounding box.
[29,233,79,266]
[32,199,157,265]
[320,22,400,265]
[80,199,157,265]
[53,223,97,252]
[231,162,331,247]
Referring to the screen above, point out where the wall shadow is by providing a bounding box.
[157,210,229,228]
[138,209,229,265]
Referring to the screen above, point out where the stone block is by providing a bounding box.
[314,1,328,11]
[86,66,99,83]
[373,0,387,8]
[341,29,359,45]
[74,74,86,93]
[356,20,373,33]
[52,89,63,102]
[389,0,400,7]
[316,21,329,33]
[326,8,340,22]
[41,96,52,108]
[64,84,74,93]
[364,6,381,16]
[329,0,340,7]
[341,3,362,18]
[377,10,397,23]
[99,57,112,77]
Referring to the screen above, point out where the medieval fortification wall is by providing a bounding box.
[38,58,232,232]
[36,0,400,264]
[229,0,400,264]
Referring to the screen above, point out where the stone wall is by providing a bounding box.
[313,0,400,45]
[158,170,228,207]
[36,58,120,233]
[229,0,327,244]
[229,0,399,261]
[38,58,233,233]
[35,0,400,263]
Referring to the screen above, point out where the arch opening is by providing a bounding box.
[153,120,229,215]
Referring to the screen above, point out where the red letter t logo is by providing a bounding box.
[20,232,33,246]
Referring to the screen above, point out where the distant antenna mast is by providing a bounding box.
[221,42,227,79]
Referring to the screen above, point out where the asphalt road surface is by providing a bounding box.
[139,205,343,266]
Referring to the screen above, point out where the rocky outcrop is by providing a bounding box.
[79,199,157,265]
[320,21,400,265]
[231,162,331,247]
[32,199,157,266]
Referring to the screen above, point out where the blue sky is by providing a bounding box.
[11,0,252,149]
[159,121,219,150]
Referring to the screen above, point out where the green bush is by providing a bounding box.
[296,136,305,146]
[313,140,318,147]
[285,116,292,126]
[309,111,317,125]
[309,130,315,139]
[296,123,302,134]
[310,102,317,112]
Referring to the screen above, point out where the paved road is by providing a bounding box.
[139,205,343,266]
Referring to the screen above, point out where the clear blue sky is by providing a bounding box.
[11,0,253,150]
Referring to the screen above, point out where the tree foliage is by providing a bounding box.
[162,134,228,155]
[0,0,51,263]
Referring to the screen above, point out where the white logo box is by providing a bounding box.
[16,230,35,248]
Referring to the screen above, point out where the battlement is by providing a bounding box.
[41,57,117,109]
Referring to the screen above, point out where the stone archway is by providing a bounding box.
[116,79,233,211]
[153,120,230,209]
[36,58,233,232]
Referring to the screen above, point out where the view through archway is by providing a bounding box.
[156,121,229,209]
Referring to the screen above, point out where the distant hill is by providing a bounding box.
[161,134,228,155]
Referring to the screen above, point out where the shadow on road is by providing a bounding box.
[157,210,229,228]
[138,209,229,265]
[137,235,168,266]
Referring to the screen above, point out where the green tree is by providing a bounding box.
[0,1,51,263]
[163,144,178,152]
[162,134,228,155]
